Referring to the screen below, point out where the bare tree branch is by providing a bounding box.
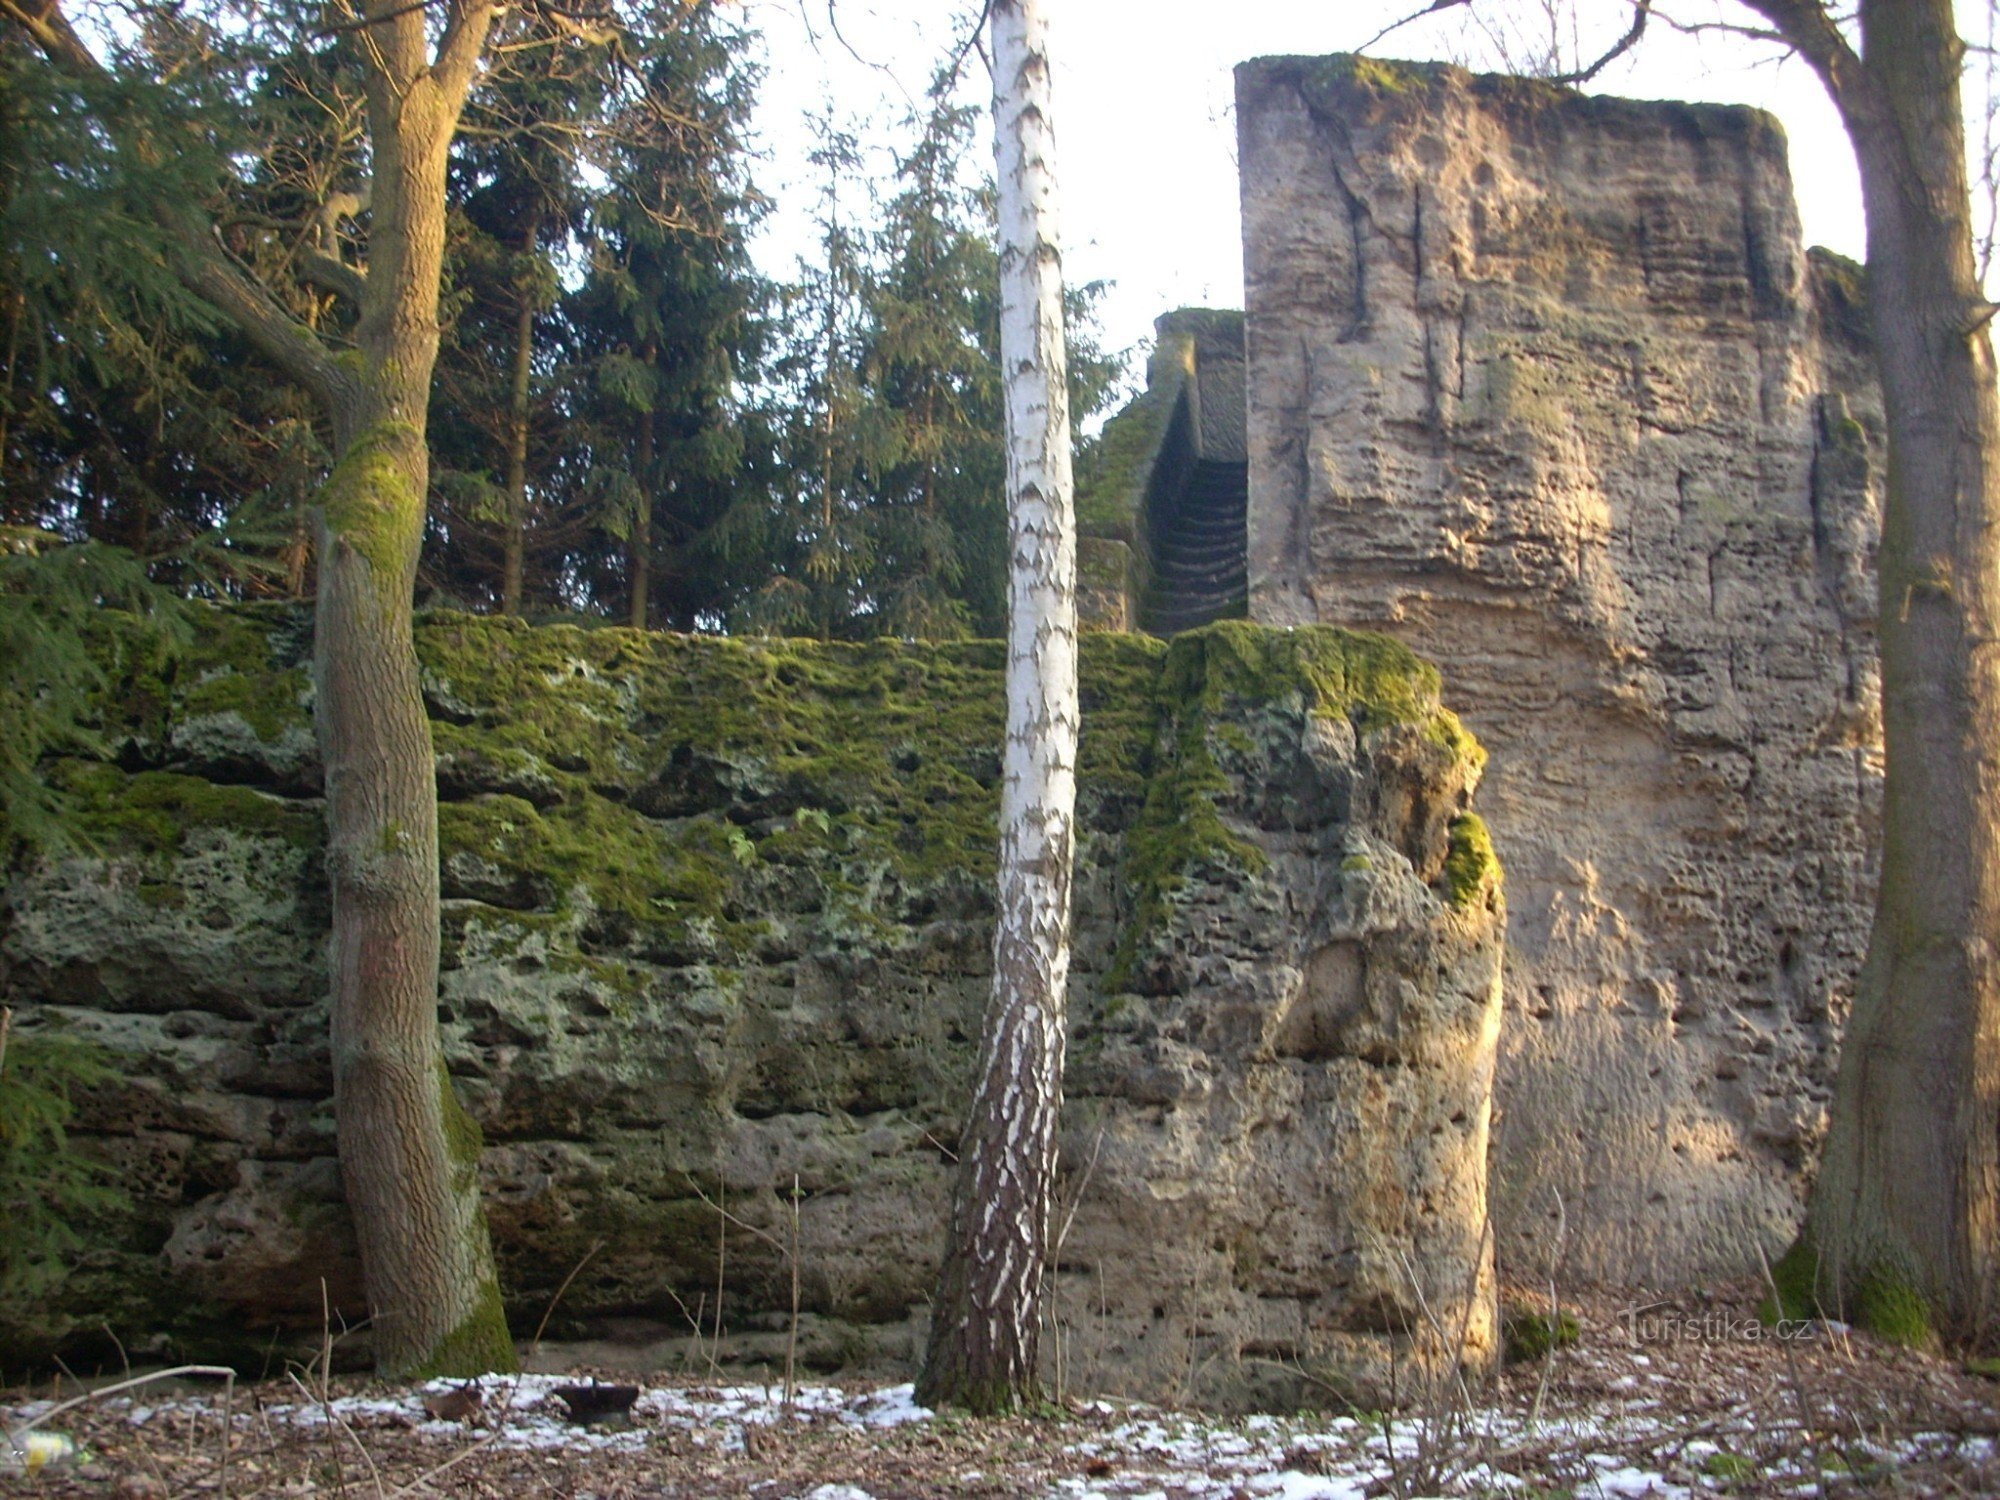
[1547,0,1650,84]
[300,251,368,304]
[1358,0,1471,56]
[803,0,917,115]
[0,0,102,74]
[941,0,995,91]
[1734,0,1865,110]
[313,0,437,38]
[434,0,500,105]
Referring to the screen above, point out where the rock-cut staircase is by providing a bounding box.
[1142,457,1248,636]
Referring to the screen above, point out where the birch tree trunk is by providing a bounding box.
[1738,0,2000,1347]
[917,0,1078,1415]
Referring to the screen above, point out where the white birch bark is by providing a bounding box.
[917,0,1078,1412]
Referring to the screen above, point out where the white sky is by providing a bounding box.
[735,2,1991,371]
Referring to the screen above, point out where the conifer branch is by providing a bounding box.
[1,0,356,417]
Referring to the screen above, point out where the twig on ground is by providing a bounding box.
[387,1378,519,1500]
[287,1369,384,1499]
[1758,1242,1830,1500]
[1529,1187,1569,1436]
[786,1172,802,1409]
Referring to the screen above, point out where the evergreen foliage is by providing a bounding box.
[558,2,773,630]
[0,31,324,591]
[739,79,1123,641]
[1,5,1127,637]
[0,529,186,856]
[0,1018,125,1314]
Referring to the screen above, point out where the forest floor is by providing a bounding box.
[5,1285,2000,1498]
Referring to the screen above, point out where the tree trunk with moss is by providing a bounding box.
[2,0,517,1376]
[1741,0,2000,1347]
[314,4,515,1377]
[917,0,1077,1414]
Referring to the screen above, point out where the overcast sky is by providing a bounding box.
[733,2,1990,373]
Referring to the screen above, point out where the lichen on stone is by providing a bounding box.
[1110,620,1488,984]
[6,604,1498,1399]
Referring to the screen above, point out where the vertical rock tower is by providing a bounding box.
[1237,56,1883,1281]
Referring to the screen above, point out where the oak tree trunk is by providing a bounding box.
[313,7,514,1377]
[1747,0,2000,1346]
[917,0,1078,1414]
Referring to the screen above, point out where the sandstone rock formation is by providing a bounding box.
[1,608,1501,1408]
[1237,56,1882,1283]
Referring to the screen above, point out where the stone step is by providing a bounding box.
[1144,457,1248,635]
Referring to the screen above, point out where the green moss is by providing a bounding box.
[1339,54,1430,95]
[1758,1238,1821,1325]
[1076,538,1135,628]
[409,1273,519,1379]
[1444,814,1501,909]
[417,620,1173,963]
[323,423,424,580]
[170,608,312,743]
[50,762,321,856]
[1109,622,1482,985]
[56,601,309,759]
[1855,1268,1936,1349]
[1163,619,1450,734]
[919,1372,1045,1418]
[1756,1239,1934,1346]
[398,1066,520,1379]
[1808,246,1868,347]
[1503,1306,1580,1363]
[135,880,186,909]
[1075,361,1186,539]
[1291,53,1447,102]
[1703,1451,1758,1485]
[439,1060,484,1193]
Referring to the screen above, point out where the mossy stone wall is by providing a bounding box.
[2,607,1499,1407]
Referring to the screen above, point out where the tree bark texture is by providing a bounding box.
[313,0,514,1377]
[1745,0,2000,1345]
[917,0,1078,1414]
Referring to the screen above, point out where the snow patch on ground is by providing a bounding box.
[8,1348,1997,1499]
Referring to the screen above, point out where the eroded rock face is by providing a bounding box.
[1,610,1500,1407]
[1237,56,1882,1284]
